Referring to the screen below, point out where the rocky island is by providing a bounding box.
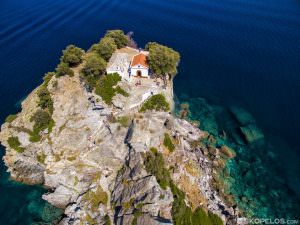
[0,30,245,225]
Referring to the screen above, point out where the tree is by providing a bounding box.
[30,109,52,132]
[61,45,85,67]
[146,42,180,84]
[37,85,53,113]
[104,30,128,49]
[91,37,117,61]
[55,62,74,77]
[81,54,107,77]
[139,94,170,112]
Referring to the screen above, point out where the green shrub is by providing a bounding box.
[81,54,107,78]
[37,152,46,164]
[104,30,128,49]
[37,86,53,114]
[140,94,170,112]
[5,114,17,123]
[7,136,25,153]
[95,73,128,104]
[144,148,171,190]
[29,110,51,142]
[131,209,143,225]
[208,211,223,225]
[92,37,117,61]
[29,131,41,142]
[29,110,54,142]
[60,45,84,67]
[146,42,180,81]
[104,215,111,225]
[55,62,74,77]
[43,72,55,85]
[116,116,130,127]
[164,133,175,152]
[83,186,108,211]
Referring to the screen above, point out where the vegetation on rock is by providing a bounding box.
[7,136,25,153]
[104,30,128,49]
[144,148,171,190]
[91,37,117,61]
[5,114,17,123]
[37,152,46,164]
[82,186,108,211]
[95,73,128,105]
[37,85,53,114]
[60,44,85,67]
[30,109,54,142]
[140,94,170,112]
[115,116,130,127]
[163,133,175,152]
[104,215,111,225]
[55,62,74,77]
[145,42,180,82]
[81,54,107,78]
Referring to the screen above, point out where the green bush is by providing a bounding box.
[146,42,180,81]
[29,131,41,142]
[115,116,130,127]
[104,30,128,49]
[144,148,171,190]
[5,114,17,123]
[164,133,175,152]
[29,110,54,142]
[7,136,25,153]
[81,54,107,78]
[60,45,84,67]
[83,186,108,211]
[37,152,46,164]
[55,62,74,77]
[208,211,223,225]
[92,37,117,61]
[131,209,143,225]
[140,94,170,112]
[104,215,111,225]
[37,86,53,114]
[43,72,55,85]
[95,73,128,104]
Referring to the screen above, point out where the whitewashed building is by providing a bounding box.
[129,53,149,78]
[106,49,150,80]
[106,53,130,80]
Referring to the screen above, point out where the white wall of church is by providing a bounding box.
[130,65,149,77]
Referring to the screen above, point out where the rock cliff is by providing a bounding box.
[0,55,246,225]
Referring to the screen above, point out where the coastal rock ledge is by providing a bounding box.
[0,40,247,225]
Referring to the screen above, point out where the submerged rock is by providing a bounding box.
[229,106,256,126]
[240,124,264,144]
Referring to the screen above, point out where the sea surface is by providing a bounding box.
[0,0,299,223]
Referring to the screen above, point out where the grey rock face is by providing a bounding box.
[5,155,45,184]
[111,137,173,225]
[0,72,246,224]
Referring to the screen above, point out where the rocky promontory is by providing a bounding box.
[0,31,246,225]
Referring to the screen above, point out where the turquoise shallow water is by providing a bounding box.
[175,96,300,219]
[0,0,300,223]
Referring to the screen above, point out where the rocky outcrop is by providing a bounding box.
[0,68,246,224]
[111,125,173,225]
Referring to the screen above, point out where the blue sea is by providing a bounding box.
[0,0,299,223]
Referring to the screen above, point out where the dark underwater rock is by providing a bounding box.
[229,106,256,126]
[239,124,264,144]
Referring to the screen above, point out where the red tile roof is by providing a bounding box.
[131,53,148,68]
